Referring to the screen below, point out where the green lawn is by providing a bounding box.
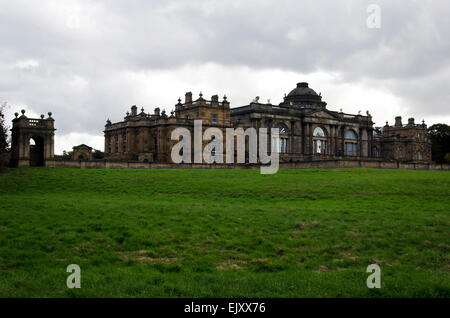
[0,167,449,297]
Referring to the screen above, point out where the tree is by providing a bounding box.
[62,150,73,159]
[428,124,450,163]
[92,149,105,159]
[0,102,9,152]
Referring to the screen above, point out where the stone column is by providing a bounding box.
[119,131,124,154]
[50,134,55,158]
[330,125,335,156]
[304,123,309,155]
[301,120,305,155]
[362,128,369,157]
[18,133,24,159]
[290,120,295,154]
[358,128,363,157]
[44,135,50,160]
[308,123,313,155]
[23,134,30,159]
[104,133,108,153]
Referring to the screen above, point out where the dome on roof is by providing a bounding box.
[282,82,326,108]
[287,82,318,97]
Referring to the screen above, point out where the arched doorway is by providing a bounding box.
[29,136,44,167]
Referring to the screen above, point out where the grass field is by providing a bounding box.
[0,167,449,297]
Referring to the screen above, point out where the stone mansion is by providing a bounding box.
[103,82,431,164]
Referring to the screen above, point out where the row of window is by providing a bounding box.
[108,134,357,155]
[398,148,423,160]
[185,114,218,123]
[311,140,357,156]
[107,127,369,157]
[107,134,127,153]
[273,126,359,155]
[312,127,357,140]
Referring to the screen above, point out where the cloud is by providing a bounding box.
[55,132,104,154]
[0,0,449,153]
[13,59,40,70]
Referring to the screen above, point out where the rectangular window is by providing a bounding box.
[282,139,288,153]
[122,133,127,153]
[314,140,327,155]
[272,137,288,154]
[345,143,357,156]
[212,114,217,124]
[107,136,112,153]
[115,135,119,153]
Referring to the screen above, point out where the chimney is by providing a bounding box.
[154,107,160,116]
[185,92,192,104]
[211,95,219,106]
[395,116,402,127]
[408,118,415,126]
[131,105,137,116]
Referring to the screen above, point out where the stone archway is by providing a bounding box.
[10,110,55,168]
[29,135,45,167]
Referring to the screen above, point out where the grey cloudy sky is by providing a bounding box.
[1,0,449,153]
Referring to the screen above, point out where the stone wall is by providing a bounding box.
[44,159,450,171]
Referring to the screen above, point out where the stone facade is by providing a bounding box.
[72,144,93,161]
[230,82,374,162]
[104,93,230,163]
[372,116,431,162]
[104,82,432,165]
[10,110,55,167]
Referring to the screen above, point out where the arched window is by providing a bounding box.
[273,124,289,153]
[399,147,403,159]
[344,130,357,156]
[313,127,327,155]
[344,130,357,140]
[314,127,326,137]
